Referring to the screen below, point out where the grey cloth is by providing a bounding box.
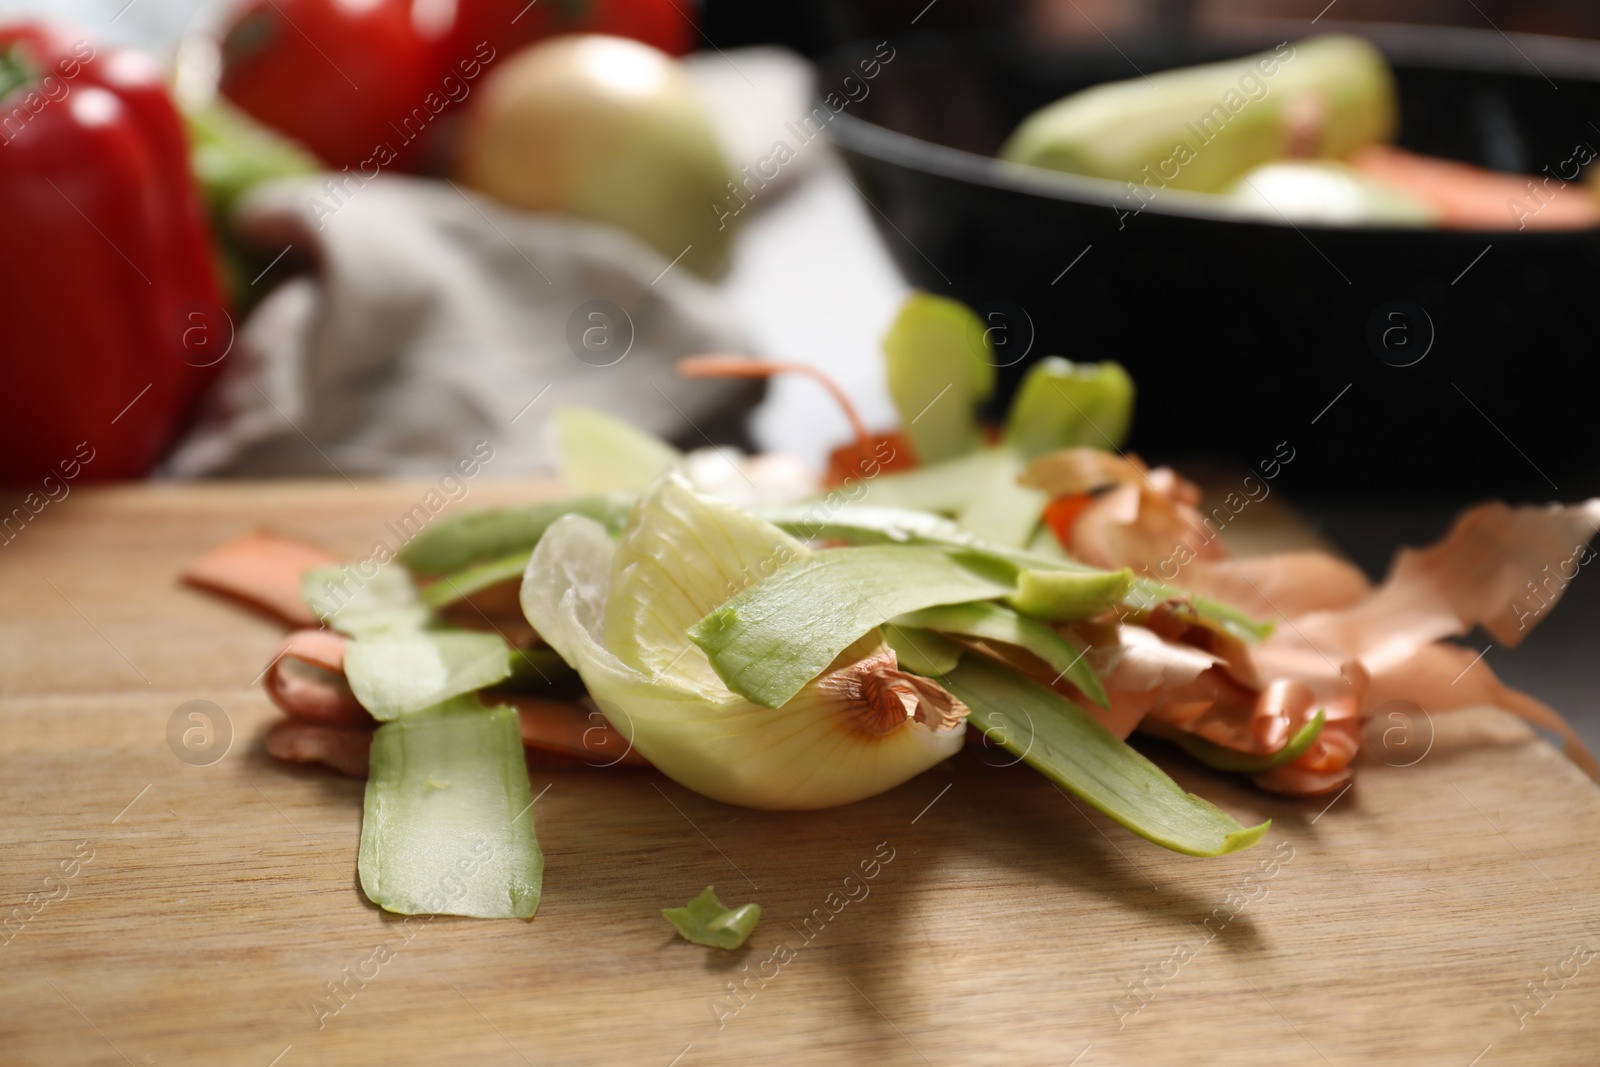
[164,175,759,478]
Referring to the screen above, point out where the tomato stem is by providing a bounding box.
[0,44,36,105]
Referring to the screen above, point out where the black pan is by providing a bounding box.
[820,22,1600,499]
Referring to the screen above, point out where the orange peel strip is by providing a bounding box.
[181,531,341,628]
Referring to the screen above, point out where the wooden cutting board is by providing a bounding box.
[3,481,1598,1066]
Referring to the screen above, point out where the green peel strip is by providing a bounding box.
[943,657,1269,857]
[892,601,1108,709]
[884,292,994,464]
[419,551,534,610]
[759,504,969,546]
[302,562,517,719]
[761,503,1273,643]
[955,449,1049,549]
[824,450,994,514]
[399,496,634,577]
[689,545,1015,709]
[1004,357,1135,459]
[344,630,513,720]
[1009,567,1135,624]
[882,624,965,676]
[553,407,683,495]
[663,886,761,949]
[359,698,543,917]
[302,563,428,636]
[1146,709,1327,774]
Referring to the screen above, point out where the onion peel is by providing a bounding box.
[520,476,969,810]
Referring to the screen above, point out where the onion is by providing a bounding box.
[456,35,739,278]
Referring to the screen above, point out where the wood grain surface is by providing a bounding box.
[2,481,1598,1066]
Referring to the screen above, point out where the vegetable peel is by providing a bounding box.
[400,495,633,577]
[344,630,513,721]
[1008,567,1136,623]
[945,657,1269,856]
[893,602,1108,709]
[884,291,994,464]
[553,406,683,495]
[664,886,761,949]
[520,476,969,810]
[1148,708,1328,773]
[358,697,543,918]
[181,531,341,627]
[689,544,1015,709]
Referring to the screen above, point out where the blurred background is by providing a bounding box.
[15,0,1600,54]
[2,0,1598,748]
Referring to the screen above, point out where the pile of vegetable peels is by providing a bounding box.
[185,293,1600,926]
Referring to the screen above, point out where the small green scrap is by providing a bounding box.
[1008,567,1135,623]
[663,886,761,949]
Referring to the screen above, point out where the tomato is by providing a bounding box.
[583,0,695,55]
[218,0,442,173]
[437,0,695,79]
[217,0,695,177]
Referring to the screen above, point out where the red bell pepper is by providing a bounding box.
[0,23,228,482]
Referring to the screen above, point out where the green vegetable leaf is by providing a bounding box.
[399,495,634,578]
[359,697,543,917]
[689,545,1015,709]
[553,407,683,494]
[303,560,520,717]
[955,449,1050,548]
[663,886,761,949]
[759,501,1092,573]
[752,504,1274,644]
[1004,357,1135,458]
[884,292,995,464]
[892,601,1108,709]
[1008,567,1136,623]
[1027,523,1069,559]
[187,98,318,218]
[830,449,993,514]
[419,551,534,610]
[0,45,36,105]
[943,657,1269,856]
[302,563,429,636]
[1125,588,1275,645]
[882,623,965,676]
[1146,709,1327,773]
[757,503,969,545]
[344,630,513,721]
